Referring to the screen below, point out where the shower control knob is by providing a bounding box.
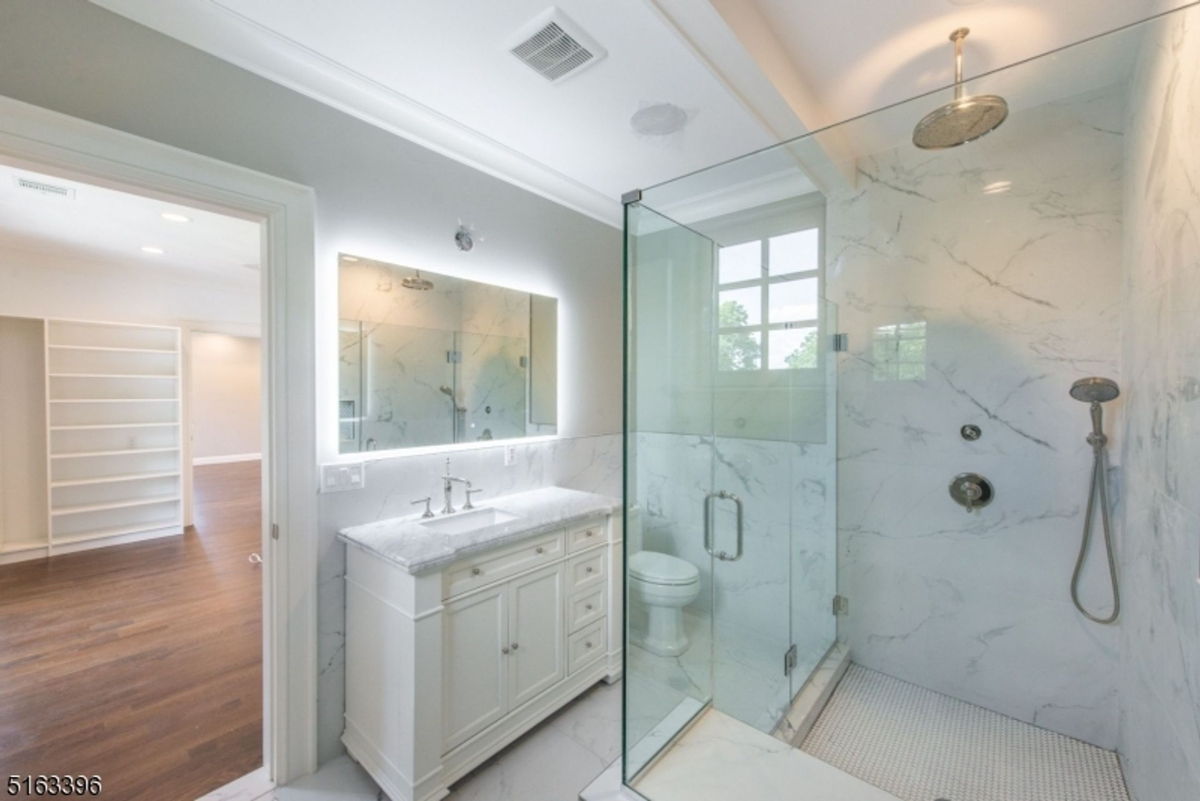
[949,472,993,513]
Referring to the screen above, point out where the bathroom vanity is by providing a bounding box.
[338,487,623,801]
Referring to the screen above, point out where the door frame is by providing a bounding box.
[0,95,320,783]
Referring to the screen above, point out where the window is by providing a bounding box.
[717,228,821,372]
[872,321,927,381]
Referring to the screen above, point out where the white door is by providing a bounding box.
[442,584,508,752]
[508,564,565,709]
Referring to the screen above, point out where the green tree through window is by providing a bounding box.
[718,300,761,370]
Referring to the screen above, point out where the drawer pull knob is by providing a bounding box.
[586,531,594,538]
[586,566,594,574]
[536,547,544,554]
[586,641,593,649]
[511,643,519,651]
[585,604,594,611]
[472,567,481,576]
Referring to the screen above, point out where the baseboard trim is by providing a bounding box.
[194,453,262,466]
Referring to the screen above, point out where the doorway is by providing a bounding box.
[0,161,269,799]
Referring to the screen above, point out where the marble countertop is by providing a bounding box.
[337,486,621,574]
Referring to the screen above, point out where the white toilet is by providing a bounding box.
[629,550,700,657]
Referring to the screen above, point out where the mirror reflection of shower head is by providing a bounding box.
[402,270,434,291]
[1070,377,1120,404]
[913,28,1009,150]
[439,385,454,397]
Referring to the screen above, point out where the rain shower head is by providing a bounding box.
[1070,377,1120,403]
[913,28,1009,150]
[402,270,434,291]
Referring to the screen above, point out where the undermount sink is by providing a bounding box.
[419,507,521,535]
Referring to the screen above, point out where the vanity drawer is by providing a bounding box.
[567,519,606,553]
[443,531,565,599]
[567,585,606,633]
[568,619,607,675]
[566,548,606,593]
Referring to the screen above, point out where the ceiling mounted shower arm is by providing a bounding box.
[951,27,969,101]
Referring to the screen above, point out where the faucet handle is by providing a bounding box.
[411,496,434,518]
[464,488,484,510]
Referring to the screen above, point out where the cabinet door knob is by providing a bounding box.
[511,643,519,651]
[586,566,594,573]
[536,547,544,554]
[585,641,593,649]
[586,531,594,538]
[471,567,481,576]
[502,647,509,655]
[585,604,594,611]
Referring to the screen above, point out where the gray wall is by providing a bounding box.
[0,0,622,764]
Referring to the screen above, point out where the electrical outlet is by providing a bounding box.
[504,445,517,466]
[322,462,365,492]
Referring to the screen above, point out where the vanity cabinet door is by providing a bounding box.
[507,564,565,709]
[442,584,508,752]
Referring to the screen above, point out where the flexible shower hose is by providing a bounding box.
[1070,437,1120,624]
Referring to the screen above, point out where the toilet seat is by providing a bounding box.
[629,551,698,586]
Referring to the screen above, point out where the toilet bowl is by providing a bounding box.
[629,551,700,657]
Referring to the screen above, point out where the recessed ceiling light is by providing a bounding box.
[141,245,165,254]
[983,180,1012,195]
[161,212,191,223]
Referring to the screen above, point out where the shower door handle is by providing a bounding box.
[703,490,744,562]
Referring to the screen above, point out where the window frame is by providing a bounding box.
[710,197,826,382]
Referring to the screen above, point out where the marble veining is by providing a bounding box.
[1116,7,1200,801]
[337,485,619,573]
[828,84,1126,748]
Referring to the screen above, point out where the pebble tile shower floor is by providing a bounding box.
[801,665,1131,801]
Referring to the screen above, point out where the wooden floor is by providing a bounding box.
[0,461,263,801]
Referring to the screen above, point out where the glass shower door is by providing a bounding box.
[623,202,717,782]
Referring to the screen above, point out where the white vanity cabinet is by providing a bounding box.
[342,510,622,801]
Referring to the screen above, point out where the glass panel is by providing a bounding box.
[356,322,455,450]
[457,332,528,442]
[768,277,818,323]
[718,331,761,371]
[768,228,819,276]
[624,203,715,783]
[768,327,818,370]
[718,286,761,326]
[718,240,761,283]
[790,299,837,700]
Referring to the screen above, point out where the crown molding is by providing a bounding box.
[89,0,622,227]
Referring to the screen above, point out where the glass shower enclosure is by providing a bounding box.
[621,5,1200,801]
[623,197,839,775]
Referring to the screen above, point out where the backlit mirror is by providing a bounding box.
[338,254,557,453]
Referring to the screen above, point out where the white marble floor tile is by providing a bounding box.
[267,755,384,800]
[633,708,899,801]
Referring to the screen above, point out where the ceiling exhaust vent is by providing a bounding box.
[507,8,606,84]
[15,176,75,200]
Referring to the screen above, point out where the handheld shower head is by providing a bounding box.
[1069,377,1120,404]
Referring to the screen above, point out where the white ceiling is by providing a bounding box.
[752,0,1162,124]
[0,161,262,290]
[90,0,1181,225]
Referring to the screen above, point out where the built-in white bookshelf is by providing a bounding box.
[0,316,185,563]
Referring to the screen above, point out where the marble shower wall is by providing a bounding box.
[315,433,622,761]
[827,87,1127,748]
[1116,8,1200,801]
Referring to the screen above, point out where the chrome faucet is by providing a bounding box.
[442,457,471,514]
